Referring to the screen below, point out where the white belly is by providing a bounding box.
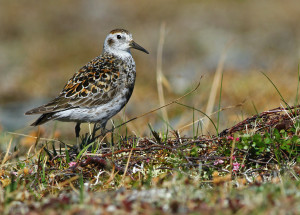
[54,91,129,124]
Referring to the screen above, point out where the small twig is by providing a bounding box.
[86,143,173,158]
[121,148,133,182]
[58,175,79,188]
[7,132,61,143]
[1,138,12,165]
[248,158,273,164]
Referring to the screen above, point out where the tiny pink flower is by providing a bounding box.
[232,162,240,172]
[227,136,234,141]
[146,159,150,163]
[235,137,240,141]
[214,159,224,165]
[231,156,236,160]
[69,162,77,167]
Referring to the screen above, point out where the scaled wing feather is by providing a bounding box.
[25,54,121,115]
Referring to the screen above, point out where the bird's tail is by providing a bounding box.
[30,113,57,126]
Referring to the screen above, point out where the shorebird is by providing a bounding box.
[25,29,149,146]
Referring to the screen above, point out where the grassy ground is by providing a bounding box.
[0,104,299,214]
[1,1,300,214]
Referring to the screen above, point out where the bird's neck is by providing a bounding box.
[103,48,133,61]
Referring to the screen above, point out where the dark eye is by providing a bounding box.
[117,35,121,39]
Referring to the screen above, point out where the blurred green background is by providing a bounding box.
[1,0,300,140]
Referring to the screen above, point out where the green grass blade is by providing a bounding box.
[295,64,300,105]
[251,100,259,115]
[175,102,218,134]
[76,141,96,160]
[65,144,70,163]
[79,174,84,204]
[261,71,289,108]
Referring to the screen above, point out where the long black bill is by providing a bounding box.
[130,41,149,54]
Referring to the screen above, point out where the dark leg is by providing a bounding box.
[75,122,81,150]
[92,122,100,139]
[75,122,81,138]
[100,121,108,136]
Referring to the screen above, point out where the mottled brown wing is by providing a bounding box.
[25,54,122,115]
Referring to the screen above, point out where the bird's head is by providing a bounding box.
[103,29,149,58]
